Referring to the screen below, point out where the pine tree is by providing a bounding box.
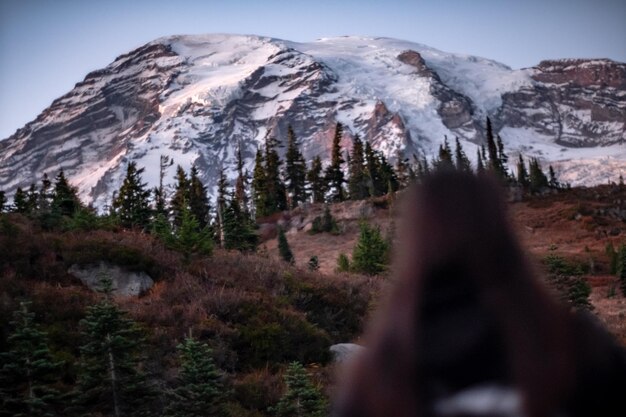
[252,149,269,218]
[348,135,369,200]
[394,151,411,189]
[27,183,39,214]
[277,227,295,264]
[284,126,308,209]
[164,336,225,417]
[454,137,472,173]
[73,276,154,417]
[12,187,28,214]
[351,221,390,275]
[485,118,507,180]
[325,122,346,202]
[475,148,485,175]
[153,155,172,218]
[112,162,152,230]
[364,141,383,197]
[222,195,257,252]
[173,204,213,261]
[529,158,549,194]
[548,165,559,189]
[234,145,250,217]
[336,253,350,273]
[170,165,190,227]
[0,191,6,213]
[52,170,81,217]
[496,134,509,179]
[38,174,52,213]
[188,165,210,229]
[215,168,229,247]
[265,136,288,213]
[516,154,530,189]
[270,362,327,417]
[434,136,454,171]
[0,302,62,417]
[306,156,326,204]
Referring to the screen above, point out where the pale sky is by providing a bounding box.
[1,0,625,139]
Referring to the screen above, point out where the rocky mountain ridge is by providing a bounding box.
[0,34,624,208]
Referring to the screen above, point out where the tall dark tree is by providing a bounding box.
[364,141,383,197]
[170,165,190,227]
[265,136,287,213]
[529,158,549,194]
[454,137,472,173]
[26,183,39,214]
[475,148,485,175]
[351,221,390,276]
[0,191,6,213]
[0,302,62,417]
[277,227,295,264]
[222,193,257,252]
[485,117,507,180]
[325,122,346,202]
[234,145,250,217]
[188,165,210,229]
[434,136,454,171]
[173,204,213,261]
[394,151,412,189]
[306,156,326,204]
[215,168,229,247]
[516,154,530,189]
[72,277,154,417]
[548,165,559,189]
[164,336,225,417]
[153,155,172,217]
[52,170,81,216]
[348,135,369,200]
[38,174,53,213]
[252,149,269,218]
[12,187,28,214]
[112,162,152,230]
[284,126,308,208]
[618,244,626,296]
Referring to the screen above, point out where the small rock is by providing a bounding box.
[330,343,365,363]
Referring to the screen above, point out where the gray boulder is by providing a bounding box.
[68,262,154,297]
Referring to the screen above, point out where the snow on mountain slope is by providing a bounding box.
[0,34,624,209]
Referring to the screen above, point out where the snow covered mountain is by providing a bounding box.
[1,34,624,208]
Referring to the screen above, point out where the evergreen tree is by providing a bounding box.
[516,154,530,189]
[378,154,399,196]
[73,277,154,417]
[170,165,190,227]
[434,136,454,171]
[306,156,326,204]
[188,165,210,229]
[164,336,225,417]
[496,134,509,178]
[155,155,172,217]
[364,141,383,197]
[307,256,320,271]
[265,136,288,213]
[38,174,53,213]
[336,253,350,273]
[215,168,229,247]
[277,227,295,264]
[529,158,549,194]
[325,122,346,202]
[173,204,213,261]
[348,135,369,200]
[270,362,327,417]
[351,221,390,275]
[252,149,269,218]
[222,195,257,252]
[454,137,472,173]
[52,170,81,217]
[394,151,411,189]
[284,126,308,209]
[475,148,485,176]
[0,302,62,417]
[12,187,28,214]
[548,165,559,189]
[0,190,6,213]
[485,118,507,180]
[112,162,152,230]
[234,145,250,217]
[27,183,40,214]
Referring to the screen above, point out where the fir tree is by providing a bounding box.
[52,170,81,217]
[284,125,308,209]
[364,141,383,197]
[0,190,6,213]
[234,145,250,217]
[164,336,225,417]
[529,158,549,194]
[73,276,154,417]
[38,174,53,213]
[351,221,390,275]
[12,187,28,214]
[454,137,472,173]
[516,154,530,189]
[270,362,327,417]
[306,156,326,204]
[496,134,509,178]
[188,165,210,229]
[348,135,369,200]
[173,204,213,261]
[112,162,152,230]
[252,149,269,218]
[215,168,229,247]
[394,151,411,189]
[222,195,257,252]
[170,165,190,227]
[475,148,485,175]
[485,118,507,180]
[336,253,350,273]
[153,155,172,217]
[264,136,287,213]
[27,183,39,214]
[548,165,559,189]
[325,122,346,202]
[277,227,295,264]
[434,136,454,171]
[0,302,62,417]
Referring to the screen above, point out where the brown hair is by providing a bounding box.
[334,171,575,417]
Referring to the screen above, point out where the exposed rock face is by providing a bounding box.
[68,262,154,297]
[0,35,624,205]
[497,59,626,147]
[330,343,365,363]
